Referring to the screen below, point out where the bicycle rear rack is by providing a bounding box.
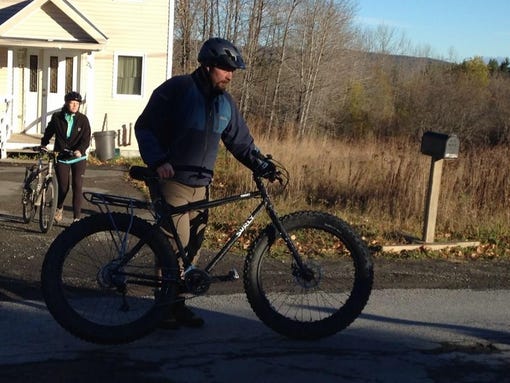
[84,192,151,212]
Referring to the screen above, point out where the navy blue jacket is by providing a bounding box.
[135,67,261,186]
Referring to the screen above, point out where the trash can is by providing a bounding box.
[93,131,116,161]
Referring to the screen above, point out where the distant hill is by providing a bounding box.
[363,51,449,71]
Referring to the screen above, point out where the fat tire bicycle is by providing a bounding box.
[41,154,374,344]
[21,146,58,233]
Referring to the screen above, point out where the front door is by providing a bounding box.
[23,49,78,134]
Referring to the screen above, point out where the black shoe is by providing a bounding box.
[172,301,204,328]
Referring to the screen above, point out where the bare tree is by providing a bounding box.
[239,0,265,116]
[176,0,194,73]
[295,0,345,137]
[174,0,361,137]
[220,0,244,42]
[267,0,300,135]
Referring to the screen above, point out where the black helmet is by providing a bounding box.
[64,91,82,103]
[198,37,246,70]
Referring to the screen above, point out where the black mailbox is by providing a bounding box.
[420,131,459,159]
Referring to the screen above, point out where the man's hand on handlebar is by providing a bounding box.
[255,159,278,182]
[251,150,281,183]
[156,162,175,179]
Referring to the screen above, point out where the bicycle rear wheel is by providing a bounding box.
[21,168,37,223]
[39,176,58,233]
[41,213,179,344]
[244,211,373,340]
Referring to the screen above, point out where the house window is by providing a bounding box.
[29,55,38,92]
[115,54,144,96]
[65,57,74,94]
[50,56,58,93]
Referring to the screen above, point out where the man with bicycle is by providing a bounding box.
[135,37,275,329]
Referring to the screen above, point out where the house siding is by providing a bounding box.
[8,3,92,42]
[76,0,171,154]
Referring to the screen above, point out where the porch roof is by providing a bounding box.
[0,0,107,51]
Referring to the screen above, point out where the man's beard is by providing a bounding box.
[214,81,229,92]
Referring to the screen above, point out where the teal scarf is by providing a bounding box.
[65,113,75,138]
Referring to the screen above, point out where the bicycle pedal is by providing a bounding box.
[213,268,240,282]
[228,268,240,280]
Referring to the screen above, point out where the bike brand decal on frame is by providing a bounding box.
[236,215,255,237]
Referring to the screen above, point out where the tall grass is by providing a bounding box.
[210,134,510,256]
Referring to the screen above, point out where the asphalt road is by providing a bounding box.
[0,161,509,382]
[1,290,509,382]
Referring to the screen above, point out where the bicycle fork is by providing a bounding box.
[34,172,44,206]
[255,175,318,284]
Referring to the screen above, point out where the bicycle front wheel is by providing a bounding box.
[41,213,179,344]
[21,168,37,223]
[244,211,373,340]
[39,176,58,233]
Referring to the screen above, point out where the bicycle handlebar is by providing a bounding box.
[129,152,287,187]
[23,145,56,155]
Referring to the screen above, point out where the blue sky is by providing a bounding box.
[355,0,509,62]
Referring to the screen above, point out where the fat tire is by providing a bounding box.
[41,213,178,344]
[244,211,373,340]
[39,177,58,233]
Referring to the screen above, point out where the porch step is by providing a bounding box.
[2,133,53,156]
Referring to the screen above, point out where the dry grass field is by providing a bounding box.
[209,134,510,259]
[91,132,509,259]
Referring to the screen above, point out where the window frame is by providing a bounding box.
[112,52,146,99]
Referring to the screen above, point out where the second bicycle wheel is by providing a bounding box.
[41,213,179,344]
[21,167,37,223]
[244,211,373,340]
[39,176,58,233]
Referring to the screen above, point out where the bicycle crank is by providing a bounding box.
[184,268,211,295]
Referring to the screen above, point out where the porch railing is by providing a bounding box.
[0,95,13,159]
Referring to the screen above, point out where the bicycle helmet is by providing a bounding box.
[64,91,82,103]
[198,37,246,70]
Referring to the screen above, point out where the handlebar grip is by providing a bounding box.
[129,166,158,181]
[251,149,272,161]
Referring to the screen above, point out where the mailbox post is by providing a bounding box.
[381,131,479,253]
[420,131,460,242]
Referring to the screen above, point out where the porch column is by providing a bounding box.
[0,49,14,158]
[84,52,95,130]
[166,0,174,79]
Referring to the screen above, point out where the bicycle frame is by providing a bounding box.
[24,150,54,201]
[85,175,299,282]
[37,156,57,201]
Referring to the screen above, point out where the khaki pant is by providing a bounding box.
[157,179,208,267]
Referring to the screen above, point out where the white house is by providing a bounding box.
[0,0,174,158]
